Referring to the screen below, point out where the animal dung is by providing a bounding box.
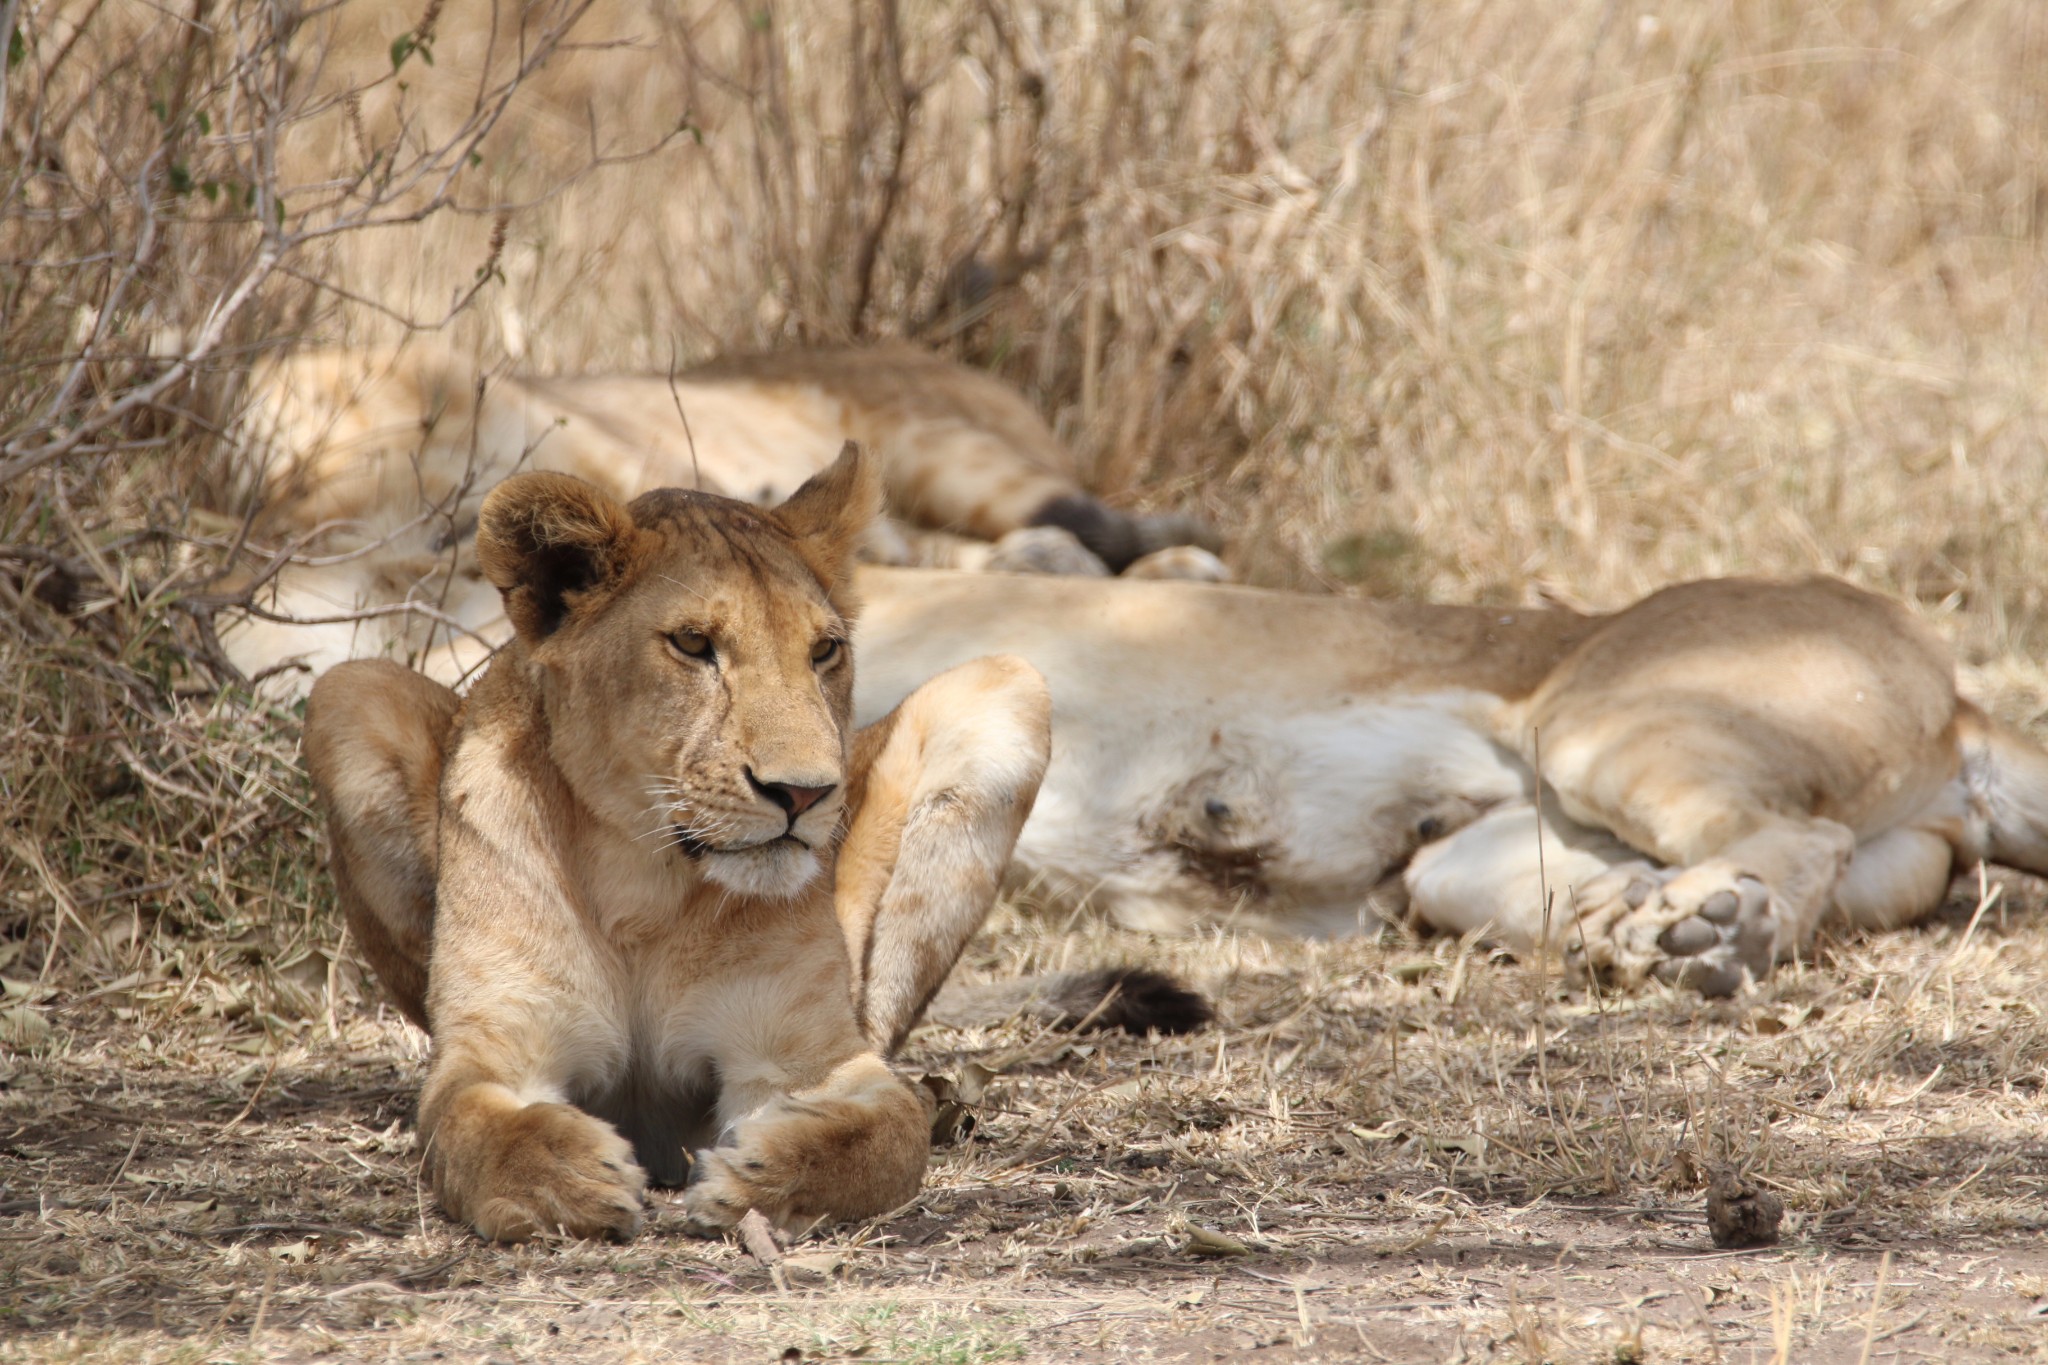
[1705,1168,1784,1249]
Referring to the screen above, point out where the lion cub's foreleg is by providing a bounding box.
[306,660,648,1242]
[667,913,937,1237]
[303,659,461,1030]
[422,1061,648,1244]
[679,1049,931,1237]
[834,654,1052,1054]
[414,861,652,1243]
[679,656,1049,1235]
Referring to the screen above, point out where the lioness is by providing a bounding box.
[230,344,1217,688]
[302,446,1066,1242]
[850,569,2048,994]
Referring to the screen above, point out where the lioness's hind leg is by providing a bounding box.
[836,654,1052,1055]
[303,659,461,1029]
[1831,826,1959,932]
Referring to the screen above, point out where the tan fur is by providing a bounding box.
[850,568,2048,994]
[239,343,1206,572]
[834,654,1052,1054]
[302,661,458,1030]
[302,449,1051,1241]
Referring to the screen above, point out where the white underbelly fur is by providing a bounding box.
[854,618,1534,936]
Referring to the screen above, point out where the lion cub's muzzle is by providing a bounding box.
[733,766,843,849]
[667,765,846,898]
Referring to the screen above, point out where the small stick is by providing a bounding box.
[101,1131,145,1194]
[737,1208,789,1295]
[1855,1250,1893,1365]
[250,1259,276,1344]
[665,343,703,490]
[219,1052,282,1132]
[737,1208,785,1264]
[1532,725,1555,974]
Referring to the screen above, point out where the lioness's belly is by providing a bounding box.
[851,569,1532,935]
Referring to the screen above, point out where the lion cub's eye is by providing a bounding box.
[667,629,715,662]
[811,636,843,666]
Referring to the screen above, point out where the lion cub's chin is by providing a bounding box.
[701,840,823,900]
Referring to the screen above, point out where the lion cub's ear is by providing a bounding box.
[476,472,637,640]
[772,441,882,608]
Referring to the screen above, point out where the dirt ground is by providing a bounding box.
[8,875,2048,1365]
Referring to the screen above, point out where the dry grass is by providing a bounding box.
[9,887,2048,1361]
[8,0,2048,1360]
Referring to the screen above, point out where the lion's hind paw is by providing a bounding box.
[1568,860,1776,997]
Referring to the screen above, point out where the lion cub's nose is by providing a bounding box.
[747,770,836,817]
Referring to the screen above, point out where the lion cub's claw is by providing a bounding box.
[464,1103,648,1244]
[676,1146,771,1238]
[1570,861,1776,998]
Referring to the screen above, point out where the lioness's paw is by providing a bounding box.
[985,526,1111,578]
[1119,545,1231,583]
[459,1103,647,1243]
[1562,859,1670,973]
[1644,868,1774,996]
[1568,860,1776,997]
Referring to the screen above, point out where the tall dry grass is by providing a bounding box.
[6,0,2048,994]
[0,0,625,1006]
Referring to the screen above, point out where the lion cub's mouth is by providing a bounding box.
[669,826,811,859]
[676,828,825,900]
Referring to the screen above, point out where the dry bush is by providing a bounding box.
[0,0,640,1008]
[287,0,2048,650]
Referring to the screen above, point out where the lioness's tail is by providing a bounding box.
[1959,703,2048,874]
[925,966,1212,1037]
[1024,497,1223,574]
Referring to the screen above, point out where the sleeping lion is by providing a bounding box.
[244,345,2048,1000]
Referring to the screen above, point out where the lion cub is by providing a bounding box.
[303,445,1052,1242]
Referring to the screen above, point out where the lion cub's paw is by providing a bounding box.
[676,1145,774,1237]
[460,1102,647,1243]
[1569,859,1776,997]
[677,1088,929,1239]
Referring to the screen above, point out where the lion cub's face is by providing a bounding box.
[476,445,881,899]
